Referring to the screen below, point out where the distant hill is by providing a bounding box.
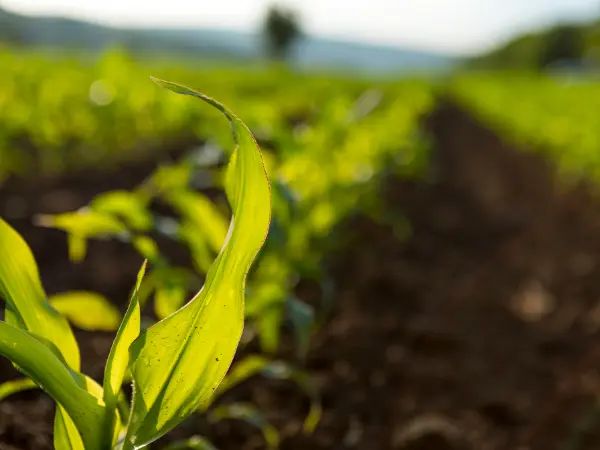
[467,18,600,70]
[0,6,454,74]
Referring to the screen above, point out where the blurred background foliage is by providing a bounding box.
[2,0,600,448]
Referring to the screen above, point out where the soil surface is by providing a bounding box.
[3,100,600,450]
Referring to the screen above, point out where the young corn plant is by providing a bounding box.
[0,78,271,449]
[37,111,319,359]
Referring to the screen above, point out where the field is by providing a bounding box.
[2,50,600,450]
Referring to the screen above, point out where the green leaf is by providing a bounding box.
[145,163,193,195]
[132,236,160,262]
[67,234,88,262]
[165,190,228,253]
[124,79,271,448]
[0,378,37,401]
[262,361,322,433]
[212,355,321,433]
[179,221,214,273]
[245,256,290,353]
[209,403,279,449]
[209,355,270,403]
[256,304,284,354]
[163,436,218,450]
[154,283,187,321]
[287,296,315,360]
[49,291,121,331]
[103,262,147,441]
[0,220,111,446]
[0,321,106,449]
[133,266,195,320]
[54,407,84,450]
[38,210,127,237]
[37,210,128,262]
[0,218,80,370]
[91,190,152,231]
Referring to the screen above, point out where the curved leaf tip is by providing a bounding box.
[125,80,271,448]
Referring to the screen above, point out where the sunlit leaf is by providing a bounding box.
[132,236,160,262]
[0,218,80,369]
[154,283,187,320]
[37,209,127,238]
[145,163,193,195]
[210,355,270,403]
[0,378,37,401]
[91,190,152,231]
[134,266,195,318]
[37,210,128,262]
[179,221,214,273]
[257,305,284,354]
[246,256,289,352]
[165,190,228,253]
[124,79,271,448]
[67,234,88,262]
[55,407,84,450]
[0,321,106,449]
[103,261,147,442]
[49,291,121,331]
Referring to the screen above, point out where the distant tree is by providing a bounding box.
[538,25,585,68]
[263,5,301,60]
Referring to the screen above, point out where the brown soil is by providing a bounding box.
[2,100,600,450]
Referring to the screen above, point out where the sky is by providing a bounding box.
[2,0,599,55]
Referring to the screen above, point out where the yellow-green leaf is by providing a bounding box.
[165,190,228,253]
[37,210,128,261]
[0,218,80,369]
[154,284,187,320]
[91,190,152,231]
[0,378,37,401]
[0,321,106,449]
[54,407,84,450]
[38,209,127,237]
[103,261,147,442]
[49,291,121,331]
[132,236,160,262]
[124,79,271,448]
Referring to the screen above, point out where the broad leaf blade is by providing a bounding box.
[0,321,105,448]
[125,79,271,448]
[0,218,80,369]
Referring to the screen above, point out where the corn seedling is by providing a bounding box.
[0,78,271,449]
